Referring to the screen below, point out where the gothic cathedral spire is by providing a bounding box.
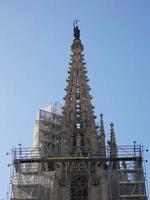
[61,25,98,156]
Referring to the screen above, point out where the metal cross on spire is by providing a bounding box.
[73,19,80,27]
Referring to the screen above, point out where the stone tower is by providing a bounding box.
[10,25,148,200]
[55,24,108,200]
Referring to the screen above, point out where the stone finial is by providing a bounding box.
[110,122,114,130]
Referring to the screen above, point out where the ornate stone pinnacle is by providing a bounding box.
[100,113,104,132]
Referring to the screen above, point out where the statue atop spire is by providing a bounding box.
[73,19,80,40]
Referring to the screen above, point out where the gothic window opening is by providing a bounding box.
[76,123,80,129]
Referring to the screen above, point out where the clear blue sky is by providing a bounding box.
[0,0,150,198]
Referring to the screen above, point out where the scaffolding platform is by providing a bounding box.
[10,145,148,200]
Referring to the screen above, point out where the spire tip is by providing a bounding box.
[100,113,103,118]
[110,122,114,128]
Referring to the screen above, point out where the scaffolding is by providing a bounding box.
[32,103,62,155]
[10,145,148,200]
